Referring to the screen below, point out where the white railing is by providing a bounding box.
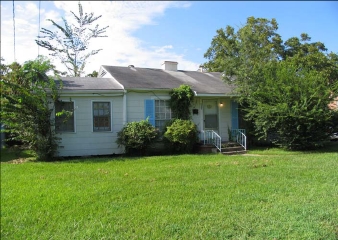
[231,129,247,150]
[201,130,222,152]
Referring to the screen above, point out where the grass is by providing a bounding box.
[1,143,338,239]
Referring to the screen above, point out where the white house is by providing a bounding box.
[55,61,244,157]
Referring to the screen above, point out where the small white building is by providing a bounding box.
[55,61,242,157]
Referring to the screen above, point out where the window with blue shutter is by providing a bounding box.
[144,99,155,126]
[231,100,239,130]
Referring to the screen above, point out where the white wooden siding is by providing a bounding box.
[56,92,235,157]
[57,96,124,157]
[191,98,202,133]
[126,92,170,123]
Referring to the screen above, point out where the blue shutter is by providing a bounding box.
[231,100,239,130]
[144,99,155,126]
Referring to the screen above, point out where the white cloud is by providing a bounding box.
[1,1,61,67]
[1,1,199,75]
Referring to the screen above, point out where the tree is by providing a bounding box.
[245,61,336,150]
[283,34,338,87]
[204,16,338,149]
[1,56,62,160]
[204,17,284,97]
[86,70,98,77]
[36,2,109,77]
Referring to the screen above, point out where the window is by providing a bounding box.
[155,100,172,132]
[55,101,75,133]
[93,102,111,131]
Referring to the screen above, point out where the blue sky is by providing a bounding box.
[1,1,337,75]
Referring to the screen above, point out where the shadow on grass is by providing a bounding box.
[1,147,36,163]
[305,141,338,154]
[2,141,336,164]
[56,154,130,164]
[248,141,338,154]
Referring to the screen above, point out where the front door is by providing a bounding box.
[203,100,218,132]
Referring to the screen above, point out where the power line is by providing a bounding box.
[12,0,16,61]
[38,1,40,56]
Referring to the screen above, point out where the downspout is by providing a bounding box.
[123,90,127,125]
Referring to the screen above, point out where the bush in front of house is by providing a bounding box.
[164,119,199,153]
[116,119,158,155]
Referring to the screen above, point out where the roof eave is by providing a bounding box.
[58,89,125,97]
[194,93,240,97]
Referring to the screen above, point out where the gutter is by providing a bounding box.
[123,90,127,125]
[193,92,240,97]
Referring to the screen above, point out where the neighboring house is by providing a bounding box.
[55,61,243,157]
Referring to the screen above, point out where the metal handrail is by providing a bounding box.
[200,129,247,152]
[201,130,222,152]
[231,129,247,150]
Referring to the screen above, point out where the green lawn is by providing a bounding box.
[1,144,338,239]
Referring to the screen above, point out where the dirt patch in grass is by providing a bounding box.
[2,158,34,164]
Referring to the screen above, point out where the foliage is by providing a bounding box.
[204,17,283,97]
[0,56,61,160]
[35,2,109,77]
[116,119,158,155]
[283,34,338,87]
[164,119,199,153]
[204,16,337,97]
[204,16,338,149]
[245,61,335,150]
[169,84,194,120]
[85,70,98,77]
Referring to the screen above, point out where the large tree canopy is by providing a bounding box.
[1,56,62,160]
[204,16,338,149]
[204,17,337,95]
[204,17,284,96]
[35,2,109,77]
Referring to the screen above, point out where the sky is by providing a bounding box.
[1,1,338,75]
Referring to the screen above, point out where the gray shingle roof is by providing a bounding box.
[101,65,236,95]
[57,77,123,90]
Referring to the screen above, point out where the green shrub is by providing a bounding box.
[164,119,199,153]
[116,119,158,155]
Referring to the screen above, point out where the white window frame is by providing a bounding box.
[92,100,113,132]
[154,99,172,132]
[55,100,76,133]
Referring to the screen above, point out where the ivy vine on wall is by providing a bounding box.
[169,84,194,120]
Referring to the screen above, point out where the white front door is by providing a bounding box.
[203,100,218,132]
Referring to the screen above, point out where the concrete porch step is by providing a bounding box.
[221,146,245,152]
[221,145,246,155]
[221,150,247,155]
[197,144,218,153]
